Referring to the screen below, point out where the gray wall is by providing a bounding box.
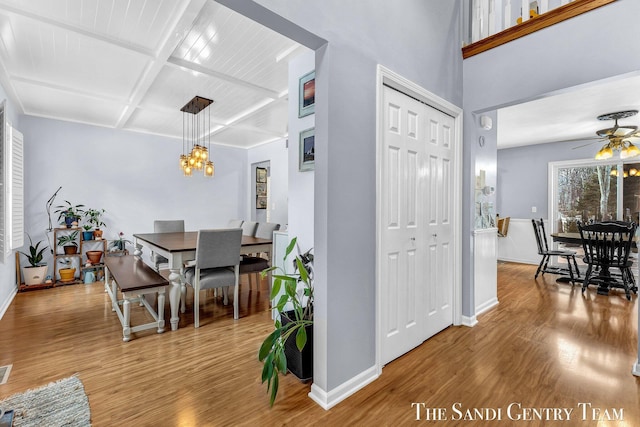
[20,115,248,268]
[463,0,640,322]
[497,141,595,219]
[218,0,463,394]
[247,139,289,227]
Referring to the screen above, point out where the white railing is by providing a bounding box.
[469,0,572,43]
[462,0,615,58]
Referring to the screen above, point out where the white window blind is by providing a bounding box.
[10,126,23,250]
[0,106,24,262]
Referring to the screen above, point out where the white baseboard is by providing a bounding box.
[0,287,17,320]
[461,315,477,327]
[633,361,640,377]
[308,365,378,410]
[476,297,499,316]
[498,257,538,265]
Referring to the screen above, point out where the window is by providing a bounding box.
[550,159,640,233]
[0,100,24,262]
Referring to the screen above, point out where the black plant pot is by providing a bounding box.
[281,311,313,383]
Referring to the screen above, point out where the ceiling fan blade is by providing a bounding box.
[572,140,602,150]
[556,135,604,143]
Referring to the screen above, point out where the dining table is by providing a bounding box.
[133,231,272,331]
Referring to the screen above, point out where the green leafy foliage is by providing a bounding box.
[57,230,79,247]
[19,234,48,267]
[54,200,85,223]
[258,237,313,406]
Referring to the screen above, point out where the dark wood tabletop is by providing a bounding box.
[133,231,271,253]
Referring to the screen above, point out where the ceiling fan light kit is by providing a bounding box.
[592,110,640,160]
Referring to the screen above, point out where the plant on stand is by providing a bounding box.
[57,230,79,254]
[19,234,48,285]
[109,232,132,254]
[258,237,313,406]
[84,208,106,239]
[54,201,85,228]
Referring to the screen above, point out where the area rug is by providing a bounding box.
[0,375,91,426]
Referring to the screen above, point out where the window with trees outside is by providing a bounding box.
[550,159,640,270]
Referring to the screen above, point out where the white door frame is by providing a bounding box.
[375,65,463,374]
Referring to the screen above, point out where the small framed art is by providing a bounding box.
[298,70,315,117]
[299,128,315,172]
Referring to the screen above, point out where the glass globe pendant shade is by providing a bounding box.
[595,145,613,160]
[204,161,214,177]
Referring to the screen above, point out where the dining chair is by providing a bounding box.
[152,220,185,272]
[531,218,580,283]
[184,228,243,327]
[253,222,281,239]
[241,221,258,236]
[228,219,244,228]
[578,221,637,300]
[240,222,280,289]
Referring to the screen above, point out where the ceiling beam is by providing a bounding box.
[115,0,208,129]
[0,1,155,58]
[167,57,282,100]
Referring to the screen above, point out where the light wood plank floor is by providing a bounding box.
[0,262,638,426]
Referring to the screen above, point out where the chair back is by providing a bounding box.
[241,221,258,236]
[154,220,185,233]
[254,222,280,240]
[578,221,637,268]
[228,219,244,228]
[195,228,242,269]
[531,218,550,255]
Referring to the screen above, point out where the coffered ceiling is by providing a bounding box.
[0,0,308,148]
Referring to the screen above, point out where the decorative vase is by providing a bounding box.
[23,265,48,286]
[63,245,78,255]
[59,267,76,282]
[94,229,103,239]
[82,231,94,241]
[86,250,103,264]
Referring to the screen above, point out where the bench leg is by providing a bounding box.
[123,297,131,342]
[157,289,166,333]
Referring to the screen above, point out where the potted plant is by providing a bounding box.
[57,257,76,282]
[258,237,313,406]
[81,224,93,241]
[108,232,132,254]
[84,208,106,239]
[54,200,85,228]
[19,234,48,285]
[57,230,79,254]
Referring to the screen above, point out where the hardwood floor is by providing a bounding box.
[0,262,638,426]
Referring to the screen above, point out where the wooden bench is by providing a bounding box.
[104,255,169,342]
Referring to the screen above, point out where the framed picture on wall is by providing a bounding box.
[256,196,268,210]
[299,127,315,172]
[298,70,315,117]
[256,167,267,183]
[256,183,267,197]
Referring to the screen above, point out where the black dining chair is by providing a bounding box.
[532,218,580,283]
[578,221,638,300]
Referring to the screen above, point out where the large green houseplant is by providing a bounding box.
[54,200,85,228]
[258,237,313,406]
[19,234,48,285]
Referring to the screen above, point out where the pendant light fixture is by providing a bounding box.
[180,96,214,177]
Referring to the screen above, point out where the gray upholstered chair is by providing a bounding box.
[184,228,242,327]
[253,222,280,239]
[240,222,280,288]
[228,219,244,228]
[241,221,258,236]
[152,220,185,271]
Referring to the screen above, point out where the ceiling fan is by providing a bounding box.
[573,110,640,159]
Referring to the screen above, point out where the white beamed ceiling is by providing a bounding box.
[0,0,307,148]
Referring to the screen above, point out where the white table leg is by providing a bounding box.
[168,268,181,331]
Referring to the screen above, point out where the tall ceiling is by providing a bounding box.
[498,73,640,153]
[0,0,308,148]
